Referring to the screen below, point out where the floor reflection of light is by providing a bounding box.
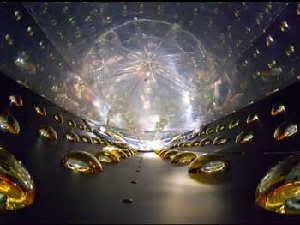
[164,164,231,221]
[141,152,157,159]
[167,169,220,190]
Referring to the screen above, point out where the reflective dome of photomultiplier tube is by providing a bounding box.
[200,137,212,147]
[0,112,21,135]
[123,149,133,157]
[78,123,87,131]
[235,131,254,144]
[158,149,168,157]
[206,127,215,135]
[102,147,129,160]
[246,113,260,124]
[0,149,34,210]
[114,149,129,159]
[61,151,103,174]
[229,119,240,130]
[95,151,116,164]
[273,122,298,141]
[101,151,121,163]
[256,155,300,215]
[159,149,172,159]
[67,119,76,128]
[91,137,101,144]
[53,113,63,124]
[64,131,80,143]
[171,151,198,166]
[9,95,23,107]
[216,124,225,133]
[162,149,179,160]
[38,126,58,141]
[271,103,286,116]
[188,154,230,184]
[80,135,91,144]
[200,160,227,174]
[154,149,163,155]
[34,104,47,117]
[212,136,229,145]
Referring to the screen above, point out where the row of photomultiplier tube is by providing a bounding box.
[155,148,300,216]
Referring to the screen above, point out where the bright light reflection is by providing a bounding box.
[145,140,165,150]
[79,19,209,134]
[141,152,157,159]
[183,91,190,104]
[103,146,118,151]
[99,126,106,132]
[125,138,167,151]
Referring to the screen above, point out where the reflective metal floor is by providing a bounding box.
[0,151,298,224]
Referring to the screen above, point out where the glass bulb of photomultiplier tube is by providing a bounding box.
[120,149,129,157]
[159,149,172,159]
[123,149,133,157]
[109,149,128,159]
[266,35,274,47]
[90,137,100,144]
[129,150,134,156]
[61,151,103,174]
[34,104,46,117]
[80,135,91,144]
[129,149,135,156]
[235,131,254,144]
[67,119,76,128]
[86,127,92,133]
[216,124,225,132]
[206,127,215,135]
[229,119,240,130]
[95,151,120,164]
[256,155,300,215]
[162,150,179,160]
[188,154,230,184]
[131,149,137,156]
[200,137,212,147]
[158,149,169,158]
[171,151,198,166]
[246,113,260,124]
[184,142,193,147]
[154,149,162,154]
[64,131,80,143]
[273,122,297,141]
[104,151,121,162]
[213,136,229,145]
[0,112,20,135]
[122,149,132,157]
[119,149,130,158]
[53,113,63,124]
[78,124,86,131]
[38,126,57,141]
[95,151,113,163]
[194,142,200,146]
[271,103,286,116]
[0,148,34,210]
[9,95,23,107]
